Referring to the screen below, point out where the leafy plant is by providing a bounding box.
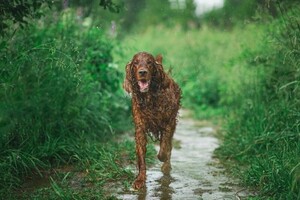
[0,10,131,196]
[216,3,300,199]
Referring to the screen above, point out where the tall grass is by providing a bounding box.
[113,24,263,119]
[216,4,300,199]
[19,138,156,199]
[0,10,132,197]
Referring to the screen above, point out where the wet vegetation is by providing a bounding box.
[0,0,299,199]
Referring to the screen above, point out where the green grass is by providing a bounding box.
[16,138,156,200]
[215,6,300,199]
[113,24,264,119]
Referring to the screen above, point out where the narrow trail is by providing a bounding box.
[116,111,252,200]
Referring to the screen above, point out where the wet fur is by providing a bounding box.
[123,52,181,189]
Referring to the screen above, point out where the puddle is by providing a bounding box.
[115,111,254,200]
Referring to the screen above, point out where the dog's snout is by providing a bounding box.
[138,69,148,76]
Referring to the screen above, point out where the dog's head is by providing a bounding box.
[123,52,167,94]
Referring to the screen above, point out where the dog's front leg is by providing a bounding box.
[158,121,176,175]
[133,127,147,189]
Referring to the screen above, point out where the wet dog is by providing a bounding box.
[123,52,181,189]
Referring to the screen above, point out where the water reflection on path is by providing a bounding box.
[117,111,252,200]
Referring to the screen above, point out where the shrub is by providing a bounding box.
[217,4,300,199]
[0,10,130,194]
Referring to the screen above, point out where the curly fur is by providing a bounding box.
[123,52,181,189]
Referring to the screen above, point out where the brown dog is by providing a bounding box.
[123,52,181,189]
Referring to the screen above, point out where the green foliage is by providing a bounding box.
[203,0,258,27]
[0,0,123,37]
[202,0,279,27]
[118,0,197,32]
[0,10,131,196]
[202,0,300,28]
[216,4,300,199]
[99,0,123,13]
[0,0,53,36]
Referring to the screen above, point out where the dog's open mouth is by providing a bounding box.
[138,80,150,92]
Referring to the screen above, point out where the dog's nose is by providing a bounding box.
[138,69,148,76]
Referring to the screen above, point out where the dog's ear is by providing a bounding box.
[123,61,132,94]
[155,54,163,65]
[155,54,166,74]
[154,54,170,90]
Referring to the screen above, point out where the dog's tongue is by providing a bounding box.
[138,81,149,91]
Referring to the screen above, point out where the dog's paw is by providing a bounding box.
[132,178,146,190]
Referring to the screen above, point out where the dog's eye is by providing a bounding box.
[147,60,153,65]
[133,60,139,66]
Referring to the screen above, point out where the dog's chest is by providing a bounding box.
[137,95,175,122]
[138,93,172,110]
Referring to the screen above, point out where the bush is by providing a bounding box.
[0,10,130,194]
[217,4,300,199]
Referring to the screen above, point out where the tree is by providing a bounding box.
[0,0,52,36]
[0,0,122,37]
